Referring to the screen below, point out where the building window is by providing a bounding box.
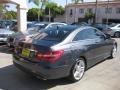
[70,9,73,16]
[87,8,93,13]
[105,8,112,13]
[116,8,120,14]
[79,9,84,13]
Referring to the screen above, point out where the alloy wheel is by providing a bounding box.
[112,45,117,58]
[115,32,120,38]
[73,59,85,81]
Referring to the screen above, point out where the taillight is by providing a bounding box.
[35,50,64,62]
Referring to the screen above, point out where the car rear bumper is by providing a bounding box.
[13,55,70,80]
[0,38,7,43]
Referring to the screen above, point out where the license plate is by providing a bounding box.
[22,49,30,57]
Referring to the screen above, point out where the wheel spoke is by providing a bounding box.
[112,46,117,57]
[74,71,80,78]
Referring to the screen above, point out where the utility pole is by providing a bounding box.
[48,0,51,22]
[38,0,40,22]
[48,8,51,22]
[65,0,68,23]
[94,0,98,24]
[74,6,77,23]
[106,0,110,24]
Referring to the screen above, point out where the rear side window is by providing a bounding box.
[73,28,105,41]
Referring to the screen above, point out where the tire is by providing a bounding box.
[110,44,117,58]
[114,32,120,38]
[68,58,85,82]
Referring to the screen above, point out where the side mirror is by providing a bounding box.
[105,34,111,39]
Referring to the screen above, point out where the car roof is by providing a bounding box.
[43,25,94,33]
[43,25,78,31]
[35,22,67,25]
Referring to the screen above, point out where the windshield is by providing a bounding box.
[35,24,48,30]
[109,23,117,27]
[27,24,40,32]
[27,23,35,28]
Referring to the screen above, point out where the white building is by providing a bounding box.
[65,1,120,24]
[0,0,27,33]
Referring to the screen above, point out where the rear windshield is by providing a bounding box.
[109,23,117,27]
[35,24,48,30]
[33,25,77,41]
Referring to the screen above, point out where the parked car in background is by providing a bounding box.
[13,25,117,82]
[7,22,39,47]
[35,22,67,30]
[92,24,112,35]
[71,22,90,26]
[0,20,17,30]
[108,24,120,38]
[0,29,14,44]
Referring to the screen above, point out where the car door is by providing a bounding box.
[70,28,101,67]
[94,28,113,55]
[71,28,111,68]
[87,28,114,67]
[83,29,107,66]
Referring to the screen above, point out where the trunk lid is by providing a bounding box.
[14,39,59,62]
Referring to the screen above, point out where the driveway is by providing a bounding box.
[0,39,120,90]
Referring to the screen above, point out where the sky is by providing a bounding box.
[7,0,98,11]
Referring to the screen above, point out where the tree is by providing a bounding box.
[27,8,43,21]
[29,0,48,21]
[3,12,13,20]
[85,12,95,24]
[45,2,64,20]
[2,11,17,20]
[8,11,17,19]
[0,5,4,12]
[0,4,5,19]
[71,0,83,4]
[29,0,48,10]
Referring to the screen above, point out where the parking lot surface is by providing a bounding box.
[0,39,120,90]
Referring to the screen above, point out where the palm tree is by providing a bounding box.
[29,0,48,21]
[71,0,83,4]
[29,0,48,9]
[0,4,9,19]
[71,0,83,23]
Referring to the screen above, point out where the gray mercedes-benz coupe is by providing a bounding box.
[13,25,117,82]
